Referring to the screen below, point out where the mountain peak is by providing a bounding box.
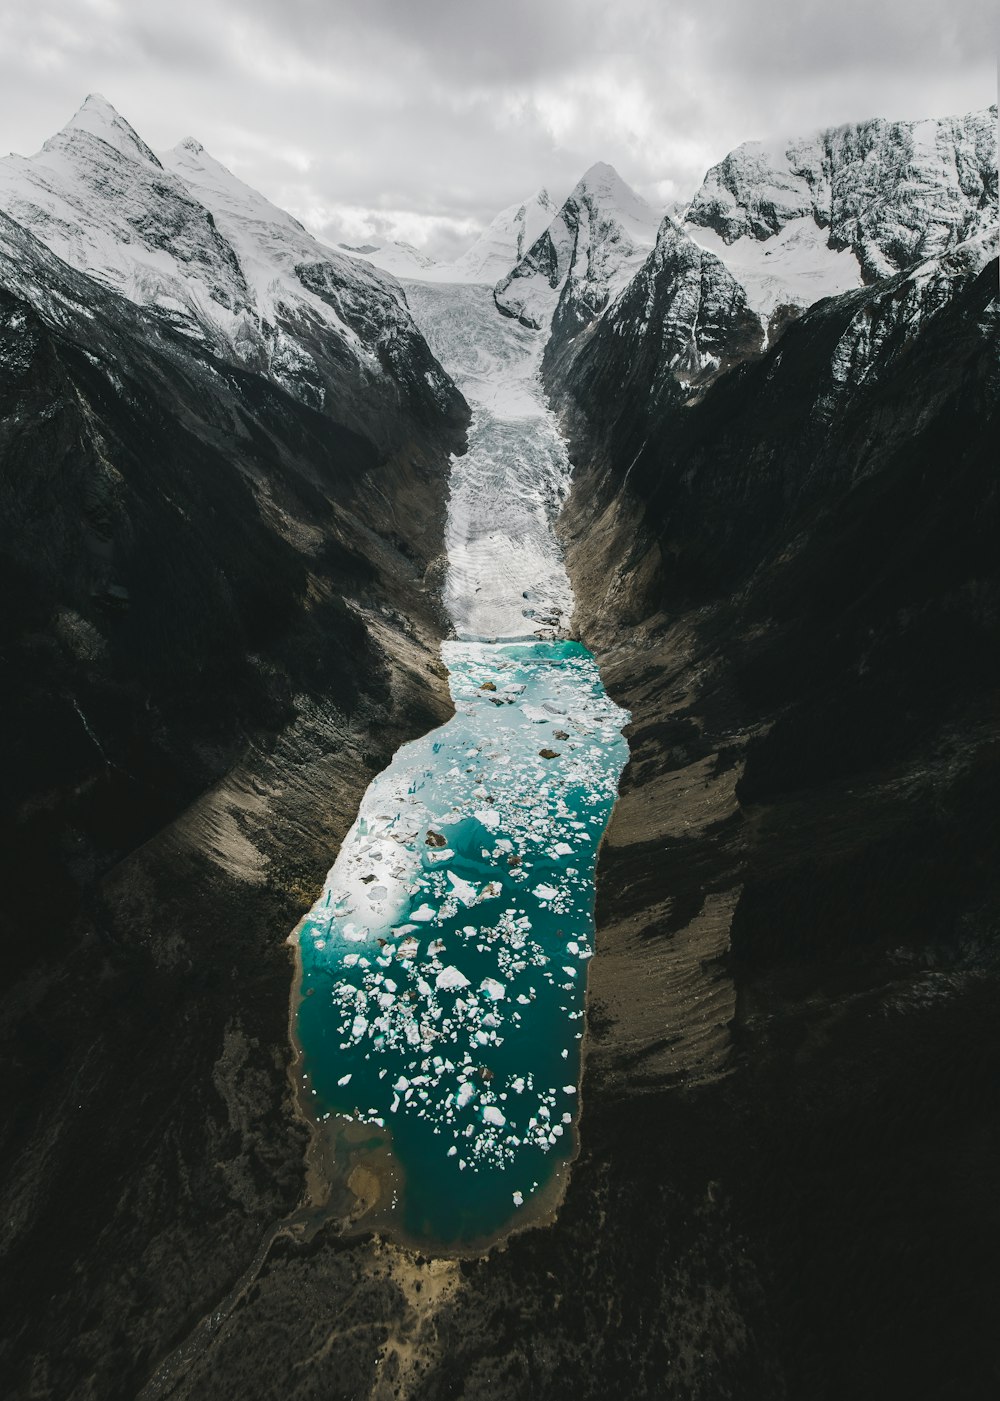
[58,93,162,167]
[570,161,658,227]
[580,160,621,183]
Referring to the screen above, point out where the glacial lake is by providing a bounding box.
[296,639,628,1244]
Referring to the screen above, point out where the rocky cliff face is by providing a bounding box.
[0,99,469,1398]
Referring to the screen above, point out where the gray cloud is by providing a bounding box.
[0,0,994,258]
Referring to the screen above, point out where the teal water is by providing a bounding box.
[296,638,628,1244]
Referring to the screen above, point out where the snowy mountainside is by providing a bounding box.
[0,94,462,448]
[493,162,661,337]
[544,104,998,418]
[683,217,865,326]
[684,105,997,291]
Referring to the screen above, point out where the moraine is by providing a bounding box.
[292,281,629,1246]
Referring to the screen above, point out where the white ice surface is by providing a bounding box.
[685,216,864,322]
[402,281,576,640]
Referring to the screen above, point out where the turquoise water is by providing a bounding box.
[296,639,628,1244]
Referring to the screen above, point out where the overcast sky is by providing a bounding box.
[0,0,995,258]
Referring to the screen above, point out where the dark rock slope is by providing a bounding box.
[536,222,1000,1396]
[0,116,468,1397]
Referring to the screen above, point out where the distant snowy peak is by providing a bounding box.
[494,162,660,335]
[0,95,462,448]
[450,189,557,283]
[686,106,998,281]
[0,97,255,326]
[341,239,444,279]
[340,189,559,285]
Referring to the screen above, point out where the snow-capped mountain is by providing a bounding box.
[559,214,765,403]
[0,94,461,449]
[680,105,997,325]
[493,162,661,337]
[450,189,558,283]
[544,105,999,422]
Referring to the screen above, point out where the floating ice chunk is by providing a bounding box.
[552,842,574,857]
[436,966,471,991]
[512,1190,524,1206]
[337,1073,352,1086]
[447,1145,458,1157]
[475,808,501,831]
[397,937,419,960]
[351,1015,368,1038]
[447,871,479,906]
[428,938,446,956]
[410,904,437,922]
[480,977,506,1001]
[393,1076,409,1092]
[483,1106,506,1127]
[343,923,369,943]
[533,883,558,901]
[477,881,503,902]
[456,1081,476,1108]
[562,1085,577,1094]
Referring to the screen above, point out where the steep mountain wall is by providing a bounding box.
[0,106,469,1396]
[539,172,1000,1396]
